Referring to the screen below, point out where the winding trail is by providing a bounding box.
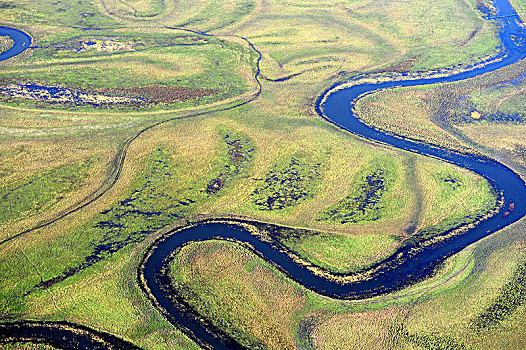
[2,0,526,348]
[0,26,263,247]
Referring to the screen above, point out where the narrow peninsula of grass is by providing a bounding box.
[166,240,306,349]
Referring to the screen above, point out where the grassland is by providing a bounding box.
[355,86,474,153]
[0,0,520,349]
[0,30,254,111]
[168,240,306,349]
[354,57,526,157]
[0,36,13,54]
[0,159,92,225]
[0,106,499,350]
[511,0,526,21]
[163,218,526,350]
[230,0,498,81]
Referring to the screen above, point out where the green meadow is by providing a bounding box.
[0,0,524,349]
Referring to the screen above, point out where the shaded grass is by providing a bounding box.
[316,158,397,225]
[470,260,526,331]
[0,159,92,225]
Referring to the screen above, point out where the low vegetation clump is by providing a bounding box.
[317,164,392,224]
[206,126,255,194]
[470,261,526,331]
[403,330,467,350]
[252,155,322,211]
[0,35,13,54]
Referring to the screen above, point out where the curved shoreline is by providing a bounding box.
[0,26,31,61]
[2,0,526,349]
[0,321,141,349]
[140,0,526,348]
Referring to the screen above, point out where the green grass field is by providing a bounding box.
[0,0,524,349]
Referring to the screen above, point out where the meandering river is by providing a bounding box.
[0,26,31,61]
[1,0,526,348]
[142,0,526,348]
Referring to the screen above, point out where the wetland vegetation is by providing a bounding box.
[1,0,526,349]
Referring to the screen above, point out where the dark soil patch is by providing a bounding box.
[374,56,419,73]
[100,85,216,103]
[206,132,255,194]
[317,168,388,224]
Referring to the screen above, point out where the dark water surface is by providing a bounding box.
[0,26,31,61]
[0,321,141,349]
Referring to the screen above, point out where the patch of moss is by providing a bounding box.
[470,261,526,331]
[317,163,392,224]
[252,155,321,211]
